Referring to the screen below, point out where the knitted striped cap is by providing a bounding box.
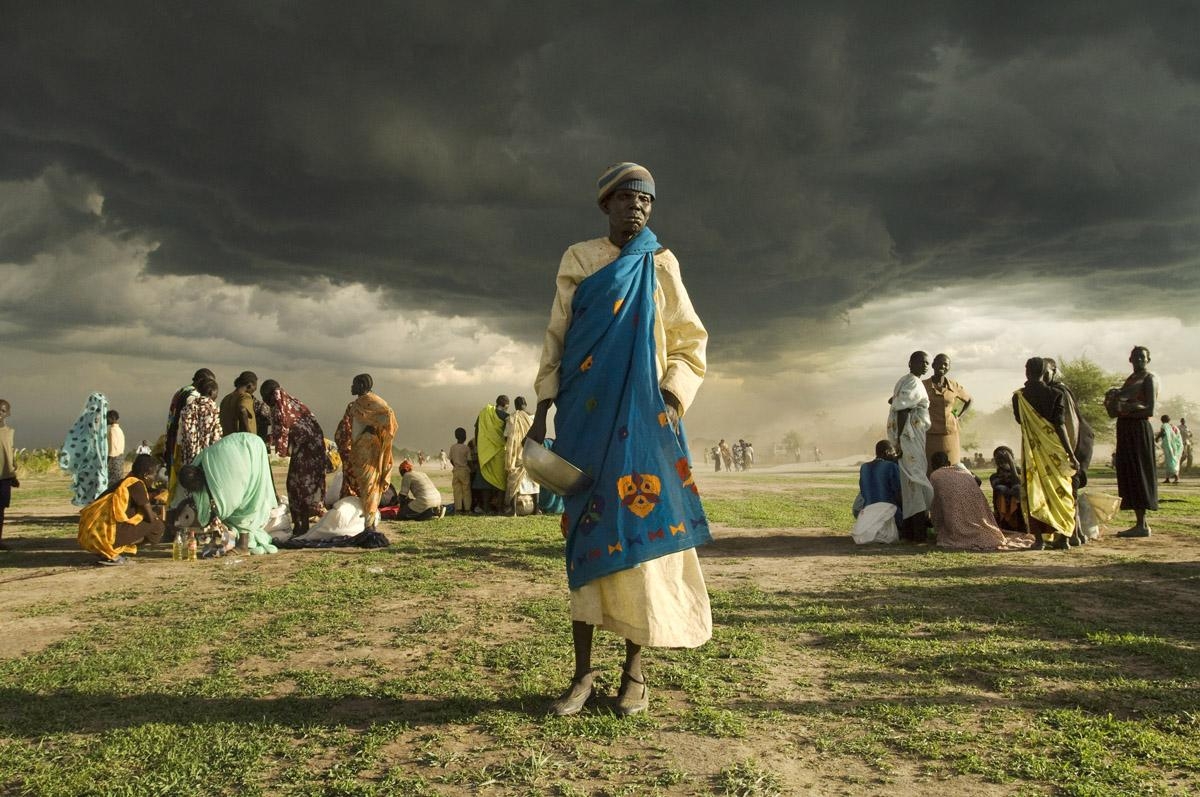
[596,162,655,205]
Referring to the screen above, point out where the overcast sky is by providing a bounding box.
[3,1,1198,453]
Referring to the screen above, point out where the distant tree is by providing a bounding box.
[957,410,980,455]
[1057,356,1122,443]
[781,430,804,461]
[1159,396,1200,425]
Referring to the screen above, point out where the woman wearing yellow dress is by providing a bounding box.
[77,454,165,565]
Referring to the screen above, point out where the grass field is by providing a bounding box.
[1,465,1198,796]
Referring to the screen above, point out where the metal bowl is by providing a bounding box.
[522,439,594,496]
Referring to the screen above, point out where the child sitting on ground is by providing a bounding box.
[989,446,1026,533]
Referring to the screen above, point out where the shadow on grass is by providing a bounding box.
[0,518,181,571]
[716,559,1200,686]
[385,538,564,573]
[0,688,535,737]
[701,531,931,559]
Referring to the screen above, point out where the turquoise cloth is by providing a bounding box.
[554,226,710,589]
[192,433,278,552]
[538,439,566,514]
[60,392,109,506]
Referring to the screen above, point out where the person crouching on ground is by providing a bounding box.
[78,453,166,565]
[177,433,279,555]
[929,451,1034,551]
[851,440,902,544]
[396,459,444,520]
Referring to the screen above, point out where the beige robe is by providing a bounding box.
[535,236,711,649]
[504,409,535,500]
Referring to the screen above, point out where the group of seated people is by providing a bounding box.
[852,440,1039,551]
[76,432,449,566]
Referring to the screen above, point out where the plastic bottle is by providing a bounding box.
[186,530,198,561]
[171,533,182,561]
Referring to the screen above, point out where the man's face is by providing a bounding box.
[0,402,9,422]
[932,356,950,379]
[1130,349,1150,370]
[602,189,653,239]
[909,353,930,377]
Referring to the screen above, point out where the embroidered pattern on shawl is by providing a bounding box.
[1015,390,1076,535]
[60,392,109,506]
[554,226,710,590]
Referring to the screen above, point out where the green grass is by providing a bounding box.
[704,489,857,528]
[0,469,1198,794]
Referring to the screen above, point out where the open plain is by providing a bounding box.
[1,463,1198,796]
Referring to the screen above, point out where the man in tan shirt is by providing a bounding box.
[219,371,258,437]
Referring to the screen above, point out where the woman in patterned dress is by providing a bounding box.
[260,380,327,535]
[179,375,222,466]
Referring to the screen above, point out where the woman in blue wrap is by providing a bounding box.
[529,163,711,717]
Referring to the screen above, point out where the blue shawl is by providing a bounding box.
[554,227,710,589]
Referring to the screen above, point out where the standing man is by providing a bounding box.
[448,427,471,513]
[888,351,934,541]
[1013,357,1079,549]
[220,371,259,437]
[106,410,126,489]
[504,396,537,512]
[1044,357,1095,490]
[0,399,18,550]
[1180,418,1193,471]
[474,395,509,513]
[528,162,711,717]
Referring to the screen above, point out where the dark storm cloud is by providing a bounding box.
[3,1,1199,358]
